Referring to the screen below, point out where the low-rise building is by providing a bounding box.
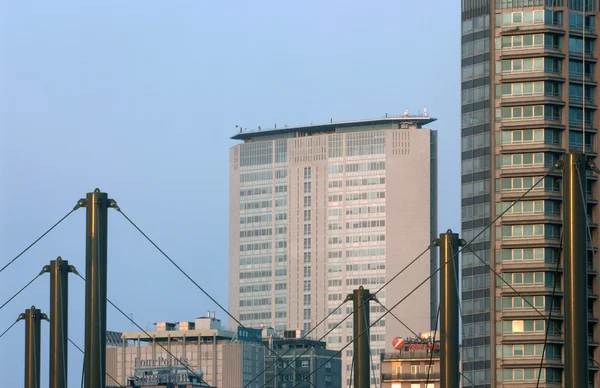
[106,312,265,387]
[380,335,440,388]
[262,329,342,388]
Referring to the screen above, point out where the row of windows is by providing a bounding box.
[461,180,490,198]
[346,131,386,157]
[345,247,386,258]
[344,205,386,216]
[239,312,271,321]
[498,176,560,192]
[508,350,564,372]
[346,262,385,272]
[500,368,561,383]
[496,9,549,26]
[463,273,490,291]
[499,319,560,335]
[462,37,490,58]
[501,271,555,287]
[346,276,386,286]
[499,105,561,122]
[462,132,490,152]
[462,203,490,221]
[499,224,561,240]
[500,295,558,311]
[497,57,559,74]
[239,298,271,307]
[328,161,385,174]
[462,155,490,175]
[463,297,490,314]
[240,256,272,266]
[345,191,386,201]
[240,200,272,210]
[239,283,271,293]
[461,108,490,128]
[239,269,272,280]
[240,170,272,183]
[345,220,386,230]
[461,61,490,81]
[345,177,385,187]
[462,344,491,362]
[500,247,559,263]
[569,36,594,54]
[240,242,272,252]
[239,228,272,238]
[498,199,560,216]
[240,214,272,225]
[462,84,490,105]
[463,321,491,338]
[462,250,489,268]
[498,81,559,98]
[461,14,490,35]
[495,34,549,51]
[500,152,558,169]
[240,186,272,197]
[499,128,559,145]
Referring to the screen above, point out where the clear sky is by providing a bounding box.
[0,1,460,386]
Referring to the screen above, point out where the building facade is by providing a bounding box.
[461,1,599,386]
[106,315,265,387]
[262,334,342,388]
[229,115,438,387]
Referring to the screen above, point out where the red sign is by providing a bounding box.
[391,337,440,351]
[391,337,405,350]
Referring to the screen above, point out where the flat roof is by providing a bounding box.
[231,115,437,141]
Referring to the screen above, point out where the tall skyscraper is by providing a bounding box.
[461,1,599,386]
[229,115,438,387]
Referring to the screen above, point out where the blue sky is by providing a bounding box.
[0,1,460,385]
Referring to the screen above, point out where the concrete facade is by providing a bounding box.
[106,316,265,387]
[229,115,438,387]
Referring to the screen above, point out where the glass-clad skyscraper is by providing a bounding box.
[461,0,599,386]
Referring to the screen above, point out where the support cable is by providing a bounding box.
[373,299,423,341]
[536,234,563,388]
[68,337,123,387]
[245,298,348,388]
[262,243,434,388]
[0,203,82,275]
[75,274,209,387]
[114,207,316,388]
[425,304,440,388]
[0,273,42,312]
[0,318,19,340]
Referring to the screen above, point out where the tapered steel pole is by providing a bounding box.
[438,230,460,388]
[351,287,371,388]
[41,257,77,388]
[84,189,109,388]
[563,152,589,388]
[19,306,47,388]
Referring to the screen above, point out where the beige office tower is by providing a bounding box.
[229,115,438,387]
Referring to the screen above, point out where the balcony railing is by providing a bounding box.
[382,372,441,381]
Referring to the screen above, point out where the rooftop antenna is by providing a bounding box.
[404,108,409,117]
[424,108,428,117]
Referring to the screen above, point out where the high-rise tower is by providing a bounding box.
[229,115,438,387]
[461,1,599,386]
